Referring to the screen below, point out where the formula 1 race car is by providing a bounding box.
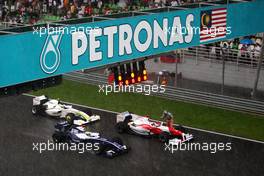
[52,121,129,158]
[32,95,100,125]
[115,111,193,145]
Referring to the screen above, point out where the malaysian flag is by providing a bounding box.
[200,8,227,43]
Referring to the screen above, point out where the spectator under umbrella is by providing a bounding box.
[240,38,254,45]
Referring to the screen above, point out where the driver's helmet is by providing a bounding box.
[162,110,173,120]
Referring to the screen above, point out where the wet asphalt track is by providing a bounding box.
[0,95,263,176]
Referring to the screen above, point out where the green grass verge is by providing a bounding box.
[31,79,264,141]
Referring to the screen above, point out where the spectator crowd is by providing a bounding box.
[0,0,205,24]
[205,36,263,65]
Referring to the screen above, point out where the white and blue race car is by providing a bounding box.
[52,121,130,158]
[32,95,100,125]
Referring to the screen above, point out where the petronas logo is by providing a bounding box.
[40,33,63,74]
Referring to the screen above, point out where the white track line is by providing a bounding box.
[24,94,264,144]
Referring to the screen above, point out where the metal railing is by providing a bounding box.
[64,72,264,116]
[180,45,264,69]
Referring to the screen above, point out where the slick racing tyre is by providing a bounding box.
[159,132,170,143]
[115,122,128,133]
[176,125,186,133]
[124,115,132,123]
[85,110,93,116]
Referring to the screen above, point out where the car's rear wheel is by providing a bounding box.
[159,132,170,143]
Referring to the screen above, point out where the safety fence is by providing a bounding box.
[64,72,264,116]
[180,45,264,69]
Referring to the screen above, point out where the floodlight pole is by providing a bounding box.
[174,50,180,87]
[252,33,264,98]
[221,48,226,95]
[175,58,178,87]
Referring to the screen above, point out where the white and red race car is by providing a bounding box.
[116,111,193,145]
[32,95,100,125]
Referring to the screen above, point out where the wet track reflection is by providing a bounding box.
[0,95,263,176]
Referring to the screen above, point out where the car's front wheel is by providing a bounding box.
[176,125,186,133]
[115,122,128,133]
